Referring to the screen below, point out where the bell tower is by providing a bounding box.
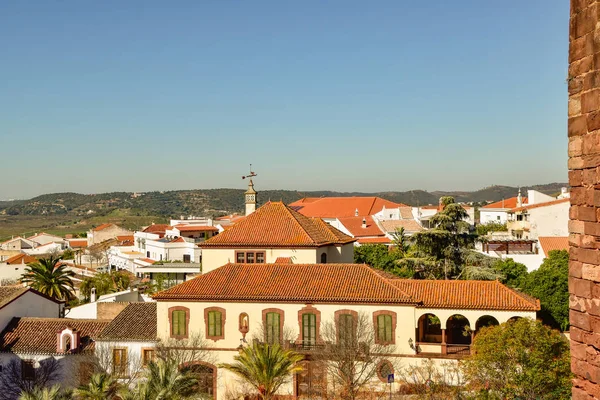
[242,165,258,216]
[245,179,257,216]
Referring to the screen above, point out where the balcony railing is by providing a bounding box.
[446,344,471,356]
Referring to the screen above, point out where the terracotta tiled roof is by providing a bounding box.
[388,279,540,311]
[0,318,110,354]
[399,207,414,219]
[68,239,88,248]
[538,236,569,257]
[153,263,415,304]
[201,202,355,248]
[274,257,293,263]
[379,220,424,233]
[93,223,115,232]
[511,197,569,212]
[137,258,156,264]
[27,232,63,241]
[143,224,172,234]
[357,237,392,244]
[4,253,37,265]
[288,197,408,218]
[97,303,157,341]
[117,235,134,242]
[175,225,218,232]
[337,216,386,237]
[170,237,187,243]
[482,197,528,209]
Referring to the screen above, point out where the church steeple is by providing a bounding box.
[245,179,257,216]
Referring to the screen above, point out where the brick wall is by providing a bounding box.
[570,1,600,398]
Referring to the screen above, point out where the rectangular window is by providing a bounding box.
[183,254,191,263]
[112,349,128,377]
[21,360,35,381]
[142,349,155,366]
[377,315,393,343]
[256,252,265,263]
[236,252,245,263]
[338,314,355,347]
[302,313,317,347]
[172,310,187,336]
[266,312,281,345]
[208,311,222,337]
[246,252,255,263]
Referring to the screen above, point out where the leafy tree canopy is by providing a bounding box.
[464,318,571,399]
[521,250,569,330]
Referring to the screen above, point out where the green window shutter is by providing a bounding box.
[172,310,186,336]
[377,315,385,341]
[303,313,316,344]
[215,312,222,336]
[273,313,280,344]
[179,311,186,336]
[385,315,392,342]
[172,311,179,335]
[266,312,280,344]
[208,311,215,336]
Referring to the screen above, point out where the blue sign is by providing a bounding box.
[387,373,394,383]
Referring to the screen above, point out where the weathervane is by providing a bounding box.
[242,164,257,180]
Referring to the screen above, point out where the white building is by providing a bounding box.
[95,303,157,379]
[0,317,110,396]
[507,198,570,240]
[200,201,356,274]
[153,262,539,399]
[26,233,67,247]
[0,286,65,332]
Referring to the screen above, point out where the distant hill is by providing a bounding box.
[0,183,568,219]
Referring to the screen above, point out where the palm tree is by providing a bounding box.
[143,359,199,400]
[73,373,120,400]
[117,382,153,400]
[219,341,304,400]
[19,385,72,400]
[21,256,75,300]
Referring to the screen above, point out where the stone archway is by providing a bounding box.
[475,315,499,332]
[416,313,442,343]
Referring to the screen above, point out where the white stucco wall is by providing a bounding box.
[0,353,86,389]
[0,291,63,332]
[95,340,157,378]
[157,300,415,399]
[528,201,570,238]
[0,263,28,284]
[479,210,508,225]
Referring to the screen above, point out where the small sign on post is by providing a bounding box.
[387,373,394,383]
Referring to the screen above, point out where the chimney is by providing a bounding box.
[90,287,96,303]
[355,208,359,217]
[517,188,523,207]
[362,218,367,229]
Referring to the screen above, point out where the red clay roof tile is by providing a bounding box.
[511,197,569,212]
[337,216,386,237]
[481,197,528,209]
[538,236,569,257]
[388,279,540,311]
[201,202,355,248]
[289,197,408,218]
[153,263,414,304]
[0,318,111,354]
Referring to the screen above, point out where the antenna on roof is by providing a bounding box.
[242,164,257,180]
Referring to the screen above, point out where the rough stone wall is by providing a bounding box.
[570,1,600,398]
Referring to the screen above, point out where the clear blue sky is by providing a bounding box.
[0,1,568,199]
